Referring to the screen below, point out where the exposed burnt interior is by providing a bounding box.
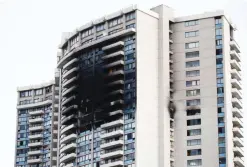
[60,37,130,134]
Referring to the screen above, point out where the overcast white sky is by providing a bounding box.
[0,0,246,166]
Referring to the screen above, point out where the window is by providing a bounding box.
[218,137,225,144]
[219,157,226,164]
[185,31,199,38]
[125,53,135,60]
[216,58,223,65]
[185,42,199,49]
[96,24,104,32]
[124,62,135,70]
[126,24,136,29]
[216,49,223,55]
[216,39,223,46]
[187,129,201,136]
[124,133,135,140]
[186,89,200,96]
[16,157,25,162]
[187,119,201,126]
[187,159,202,166]
[124,142,135,150]
[82,28,93,38]
[186,70,200,77]
[187,109,201,116]
[20,90,32,97]
[125,43,135,51]
[186,80,200,87]
[218,127,225,134]
[217,78,224,84]
[70,35,79,46]
[218,107,224,113]
[109,28,122,35]
[186,60,200,68]
[217,97,224,104]
[126,12,135,21]
[187,99,200,106]
[216,29,222,36]
[45,86,51,94]
[187,149,201,156]
[185,20,199,27]
[215,18,222,24]
[218,117,224,123]
[125,153,135,161]
[187,139,201,146]
[109,17,122,28]
[34,89,43,95]
[186,51,199,58]
[217,68,223,75]
[124,122,135,130]
[219,147,226,154]
[217,87,224,94]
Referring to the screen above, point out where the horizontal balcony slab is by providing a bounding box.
[101,150,124,159]
[60,143,76,154]
[29,110,44,116]
[17,100,52,109]
[230,50,240,62]
[233,137,244,147]
[27,158,42,164]
[29,134,43,139]
[63,58,79,71]
[234,157,244,167]
[101,160,124,167]
[61,124,76,135]
[62,67,78,80]
[29,126,43,131]
[101,140,124,149]
[232,98,242,109]
[231,69,241,80]
[101,130,124,139]
[60,134,77,145]
[233,147,244,157]
[62,96,76,106]
[103,60,124,69]
[231,79,242,90]
[62,105,78,115]
[106,70,124,78]
[230,40,240,53]
[102,51,124,59]
[230,59,241,71]
[233,127,244,138]
[29,118,43,123]
[232,107,243,118]
[28,142,43,147]
[101,120,124,129]
[62,86,77,97]
[62,76,78,89]
[232,88,242,99]
[28,150,42,155]
[233,117,243,128]
[102,41,124,51]
[60,153,76,164]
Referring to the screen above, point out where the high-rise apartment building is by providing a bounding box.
[15,4,243,167]
[15,80,59,167]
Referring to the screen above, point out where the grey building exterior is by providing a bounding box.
[15,78,59,167]
[15,4,244,167]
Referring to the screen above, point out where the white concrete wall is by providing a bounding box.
[151,5,174,167]
[172,17,219,167]
[135,9,159,167]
